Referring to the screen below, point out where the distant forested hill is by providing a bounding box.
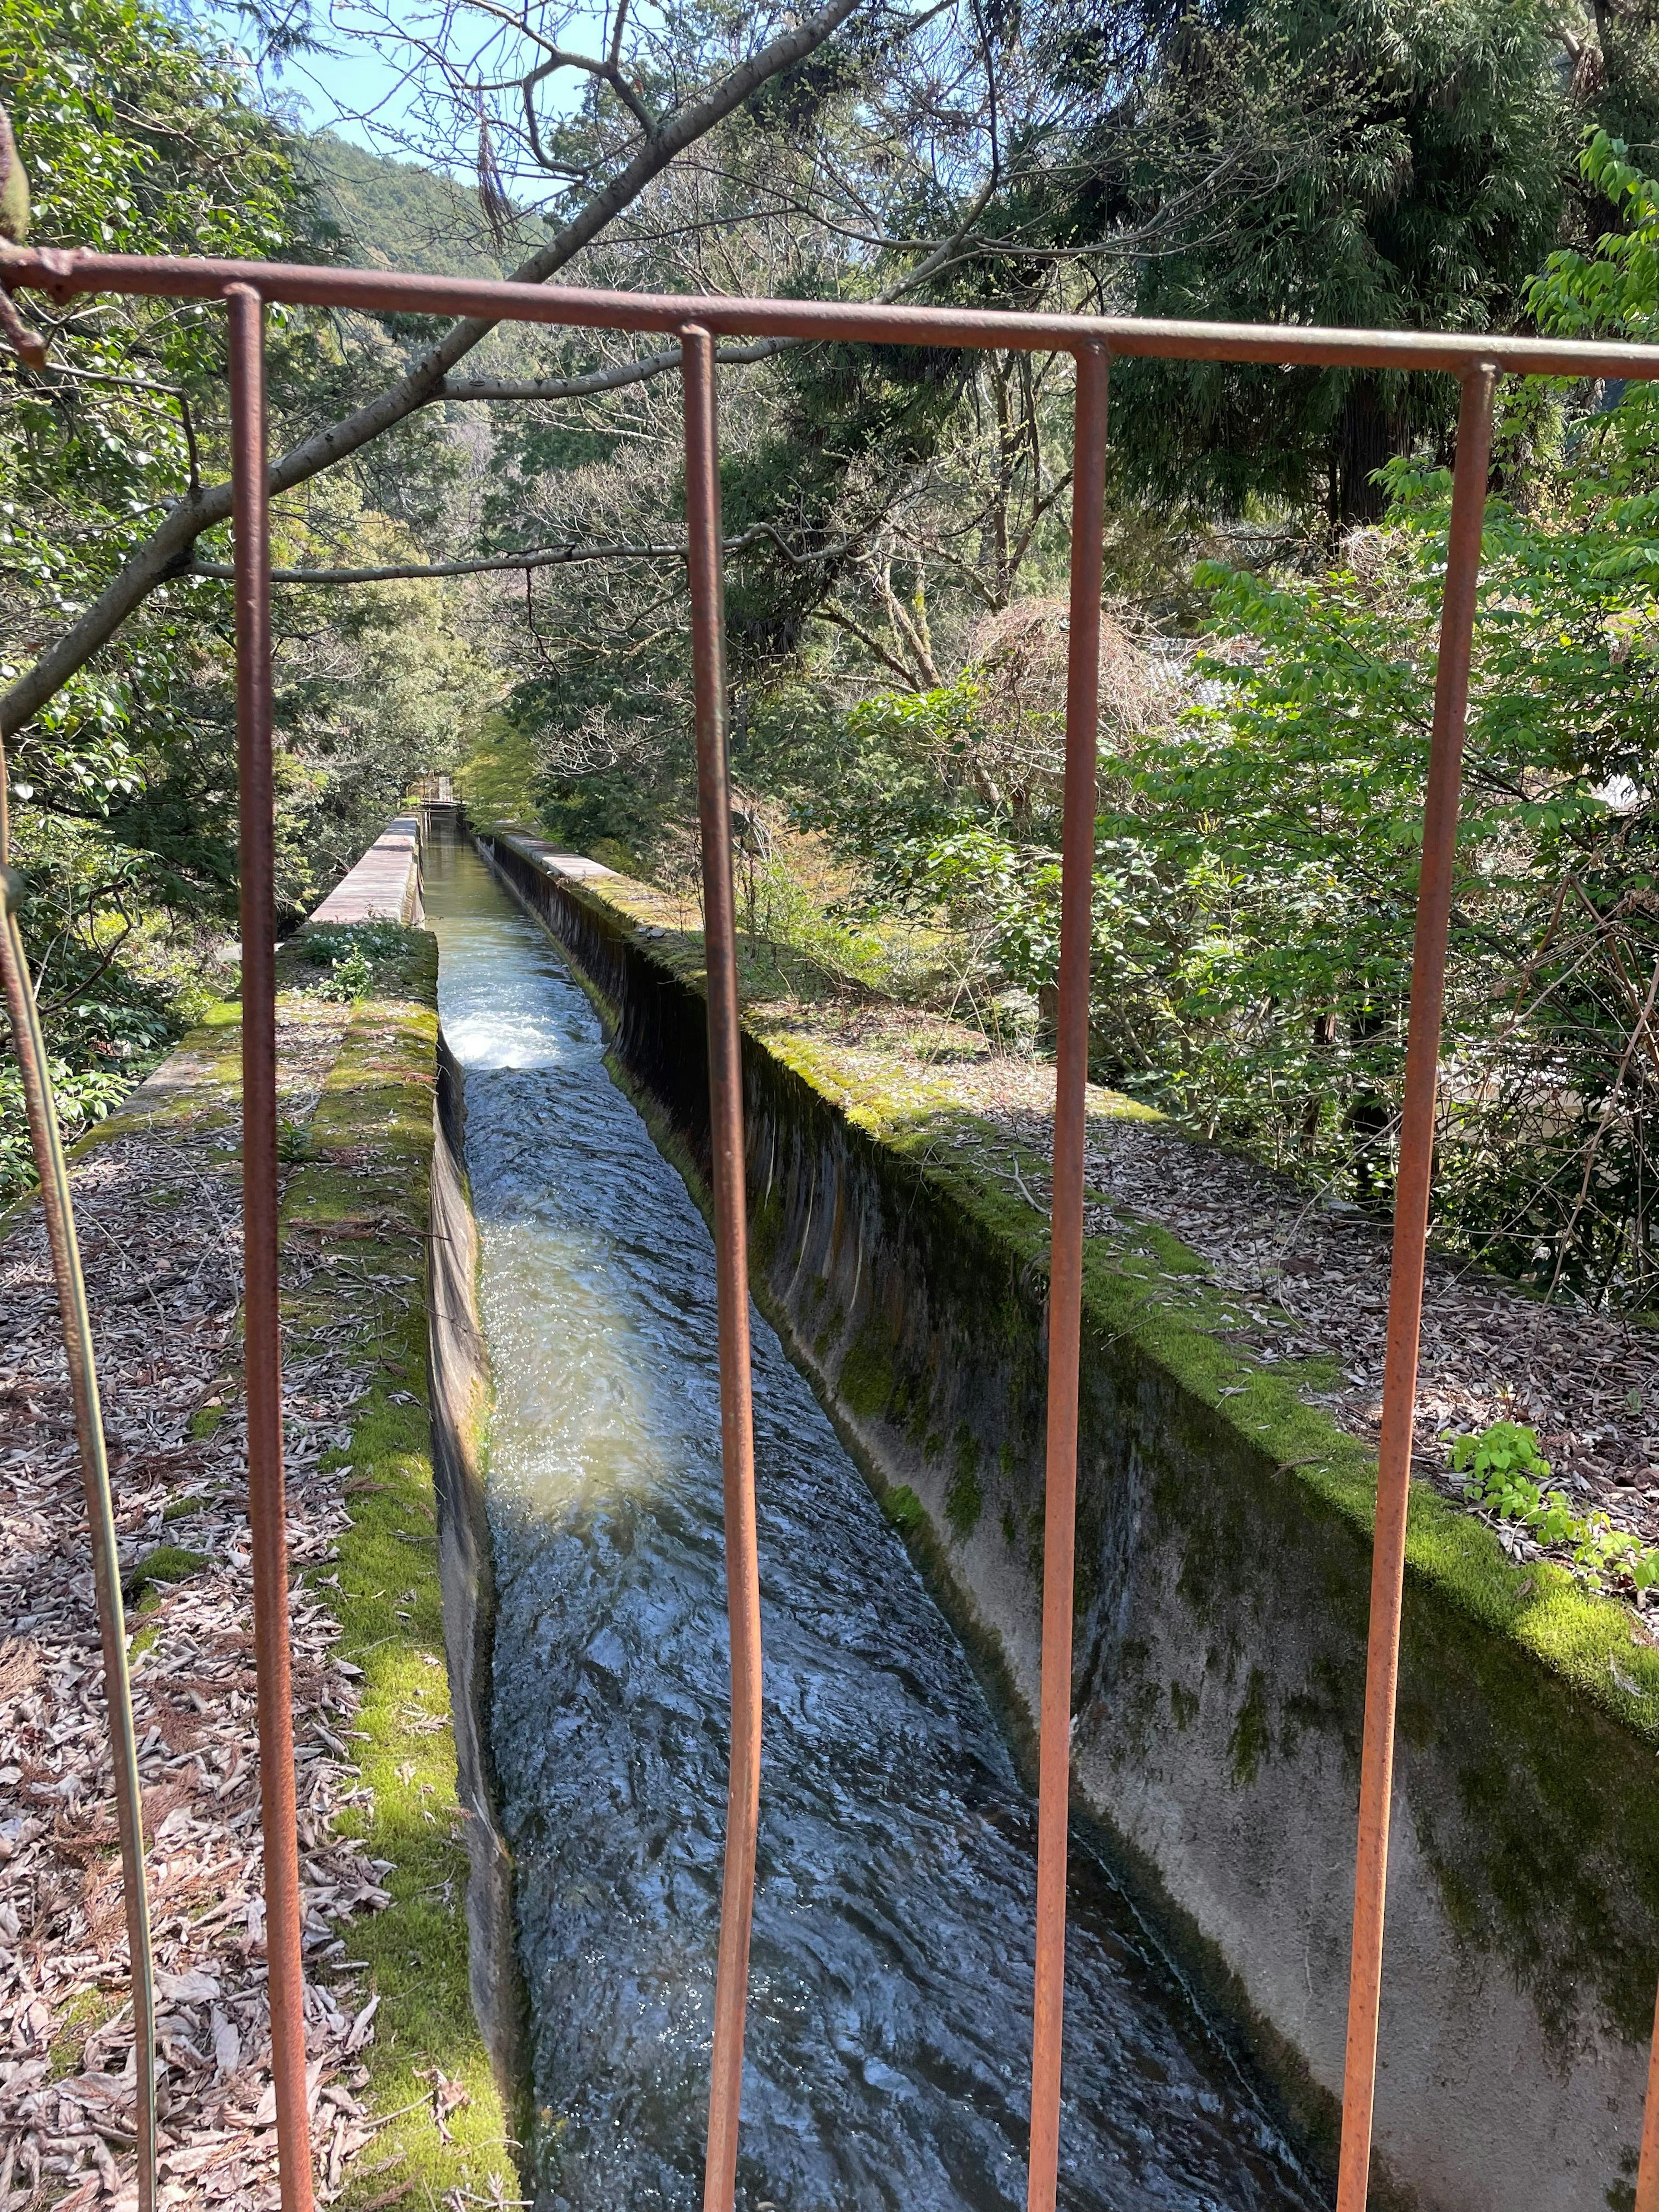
[298,131,527,278]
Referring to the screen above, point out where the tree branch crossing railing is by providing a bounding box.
[4,241,1659,2212]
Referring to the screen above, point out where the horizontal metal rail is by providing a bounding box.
[10,245,1659,379]
[4,242,1659,2212]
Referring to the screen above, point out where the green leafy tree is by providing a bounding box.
[816,135,1659,1306]
[0,0,499,1194]
[1102,0,1570,521]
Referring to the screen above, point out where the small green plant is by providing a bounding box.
[299,942,380,1004]
[1449,1421,1573,1539]
[1448,1420,1659,1592]
[276,1116,313,1162]
[311,945,375,1002]
[294,923,408,967]
[290,922,407,1002]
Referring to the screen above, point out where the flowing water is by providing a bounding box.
[422,834,1327,2212]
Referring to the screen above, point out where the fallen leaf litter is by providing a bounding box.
[0,997,433,2209]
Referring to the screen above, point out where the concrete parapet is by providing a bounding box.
[307,812,423,926]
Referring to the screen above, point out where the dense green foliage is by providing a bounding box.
[6,0,1659,1315]
[798,131,1659,1305]
[0,0,490,1195]
[1107,0,1573,518]
[0,0,301,1173]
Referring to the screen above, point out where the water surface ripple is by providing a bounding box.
[423,837,1325,2212]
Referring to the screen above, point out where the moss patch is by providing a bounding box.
[884,1484,926,1536]
[276,937,517,2207]
[839,1316,897,1422]
[1229,1669,1271,1787]
[123,1545,208,1605]
[944,1424,984,1543]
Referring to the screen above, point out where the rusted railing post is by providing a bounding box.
[682,320,763,2212]
[1335,360,1497,2212]
[1027,339,1109,2212]
[0,864,156,2212]
[1634,1992,1659,2209]
[227,281,315,2212]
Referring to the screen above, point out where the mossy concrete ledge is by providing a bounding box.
[54,815,527,2204]
[476,820,1659,2212]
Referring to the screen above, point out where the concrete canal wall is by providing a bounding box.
[474,818,1659,2212]
[13,813,525,2201]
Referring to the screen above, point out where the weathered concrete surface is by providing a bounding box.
[429,1034,526,2114]
[308,813,423,926]
[475,820,1659,2212]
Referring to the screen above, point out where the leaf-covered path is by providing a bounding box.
[0,979,502,2211]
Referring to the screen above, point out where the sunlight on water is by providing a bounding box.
[422,833,1328,2212]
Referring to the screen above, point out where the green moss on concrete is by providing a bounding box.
[42,918,515,2204]
[840,1316,898,1421]
[883,1107,1659,1743]
[1229,1669,1270,1787]
[944,1424,983,1542]
[884,1484,926,1535]
[276,936,516,2207]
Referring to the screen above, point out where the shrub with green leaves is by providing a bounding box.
[1449,1418,1659,1592]
[812,133,1659,1307]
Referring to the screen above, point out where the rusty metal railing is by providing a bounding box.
[0,865,157,2212]
[6,238,1659,2212]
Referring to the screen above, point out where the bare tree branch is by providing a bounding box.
[436,174,999,406]
[0,0,861,739]
[809,604,923,687]
[191,543,689,583]
[184,520,852,584]
[441,335,789,401]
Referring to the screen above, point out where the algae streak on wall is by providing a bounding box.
[474,820,1659,2212]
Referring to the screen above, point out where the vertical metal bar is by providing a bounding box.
[682,321,763,2212]
[0,869,156,2212]
[1335,361,1497,2212]
[227,281,315,2212]
[1027,340,1109,2212]
[1636,1986,1659,2212]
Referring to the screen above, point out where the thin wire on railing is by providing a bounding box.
[7,230,1659,2212]
[0,839,157,2212]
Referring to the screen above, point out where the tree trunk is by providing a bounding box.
[1335,377,1402,526]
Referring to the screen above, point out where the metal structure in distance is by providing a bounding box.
[5,239,1659,2212]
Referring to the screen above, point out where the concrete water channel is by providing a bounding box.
[423,830,1327,2212]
